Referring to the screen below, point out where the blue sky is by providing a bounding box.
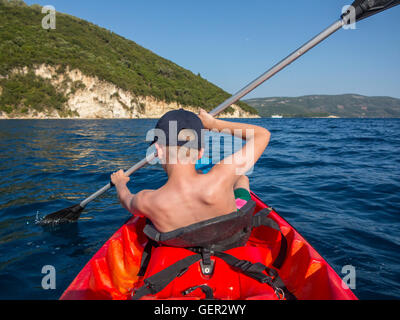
[25,0,400,98]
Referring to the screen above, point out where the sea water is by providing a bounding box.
[0,118,399,299]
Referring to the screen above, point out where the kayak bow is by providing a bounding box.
[60,192,357,300]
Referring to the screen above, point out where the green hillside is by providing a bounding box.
[0,0,257,116]
[244,94,400,118]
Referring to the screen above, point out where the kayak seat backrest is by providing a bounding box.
[143,200,256,252]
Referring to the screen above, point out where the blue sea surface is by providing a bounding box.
[0,118,399,300]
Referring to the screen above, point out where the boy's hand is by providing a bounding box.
[111,170,130,187]
[198,108,216,129]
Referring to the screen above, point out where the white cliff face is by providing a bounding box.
[0,64,259,119]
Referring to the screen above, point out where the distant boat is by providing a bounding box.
[271,115,283,118]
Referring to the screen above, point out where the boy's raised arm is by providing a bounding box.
[198,109,270,179]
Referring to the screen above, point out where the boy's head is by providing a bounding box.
[151,109,205,166]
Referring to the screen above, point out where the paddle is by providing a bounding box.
[40,0,399,224]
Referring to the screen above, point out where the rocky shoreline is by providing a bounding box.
[0,64,259,120]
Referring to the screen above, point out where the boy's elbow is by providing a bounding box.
[257,127,271,145]
[264,128,271,140]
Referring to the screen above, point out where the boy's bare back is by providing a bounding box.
[134,169,238,232]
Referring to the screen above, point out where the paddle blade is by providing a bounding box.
[39,204,84,225]
[343,0,399,22]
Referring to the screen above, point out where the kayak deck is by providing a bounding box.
[60,192,357,300]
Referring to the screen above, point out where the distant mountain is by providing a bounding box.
[244,94,400,118]
[0,0,257,118]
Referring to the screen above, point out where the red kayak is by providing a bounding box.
[61,192,357,300]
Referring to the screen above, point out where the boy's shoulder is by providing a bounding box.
[132,189,157,216]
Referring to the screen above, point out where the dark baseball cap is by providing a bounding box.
[151,109,205,150]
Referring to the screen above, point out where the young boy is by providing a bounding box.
[111,108,270,233]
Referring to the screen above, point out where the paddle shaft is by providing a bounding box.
[209,19,344,116]
[80,154,156,207]
[79,18,345,208]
